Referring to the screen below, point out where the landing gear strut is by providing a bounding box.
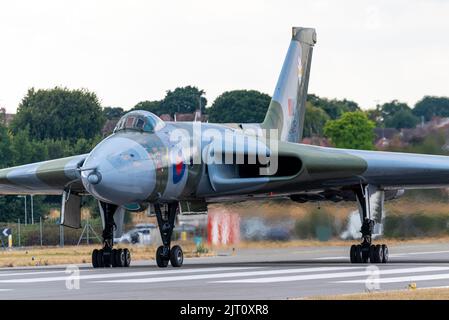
[349,185,389,264]
[92,202,131,268]
[154,203,184,268]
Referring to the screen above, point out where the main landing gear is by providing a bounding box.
[92,202,131,268]
[349,185,389,264]
[154,203,184,268]
[350,218,389,263]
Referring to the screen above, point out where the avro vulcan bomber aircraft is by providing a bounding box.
[1,27,448,268]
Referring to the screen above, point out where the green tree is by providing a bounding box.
[132,86,207,117]
[208,90,271,123]
[10,128,34,166]
[103,107,125,120]
[0,124,12,168]
[0,194,55,223]
[11,87,105,141]
[30,140,49,163]
[384,109,419,129]
[413,96,449,121]
[380,100,410,117]
[0,196,25,222]
[43,139,70,160]
[386,130,448,156]
[366,108,382,125]
[303,102,330,137]
[162,86,207,115]
[132,100,163,115]
[307,94,360,119]
[324,111,375,150]
[70,137,101,155]
[373,100,417,128]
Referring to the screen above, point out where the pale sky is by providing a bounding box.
[1,0,449,113]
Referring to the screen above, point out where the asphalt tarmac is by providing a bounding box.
[1,242,449,299]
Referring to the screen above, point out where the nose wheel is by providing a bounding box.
[170,245,184,267]
[154,203,184,268]
[155,244,184,267]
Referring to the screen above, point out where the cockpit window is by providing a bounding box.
[113,111,165,134]
[125,117,136,128]
[135,118,145,129]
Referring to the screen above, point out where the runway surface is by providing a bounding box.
[1,242,449,299]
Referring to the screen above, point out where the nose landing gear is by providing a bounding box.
[92,202,131,268]
[154,203,184,268]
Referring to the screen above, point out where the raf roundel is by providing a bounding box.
[172,153,186,184]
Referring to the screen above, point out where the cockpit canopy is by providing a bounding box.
[113,110,165,134]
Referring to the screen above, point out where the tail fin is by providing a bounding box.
[261,27,316,142]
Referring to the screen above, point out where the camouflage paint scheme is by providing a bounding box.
[0,155,86,195]
[2,27,449,210]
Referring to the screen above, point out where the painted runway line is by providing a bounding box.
[94,266,364,284]
[312,250,449,261]
[0,266,258,284]
[390,250,449,257]
[2,265,449,287]
[0,270,71,277]
[337,272,449,284]
[213,266,449,284]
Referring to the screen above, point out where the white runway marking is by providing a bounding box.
[313,250,449,260]
[3,262,449,289]
[390,250,449,257]
[94,266,364,284]
[0,270,70,277]
[0,267,257,284]
[214,266,449,284]
[337,273,449,284]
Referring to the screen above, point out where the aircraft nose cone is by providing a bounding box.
[81,137,156,205]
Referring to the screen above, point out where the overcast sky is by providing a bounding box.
[1,0,448,113]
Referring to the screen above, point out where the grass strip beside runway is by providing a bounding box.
[0,242,213,267]
[306,287,449,300]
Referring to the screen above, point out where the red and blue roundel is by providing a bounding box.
[172,153,186,184]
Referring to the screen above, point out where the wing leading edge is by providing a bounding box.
[0,154,88,195]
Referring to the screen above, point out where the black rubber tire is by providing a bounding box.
[350,245,357,263]
[374,244,383,263]
[111,249,117,267]
[170,245,184,267]
[361,246,369,263]
[123,248,131,267]
[355,245,363,263]
[156,246,169,268]
[369,245,376,263]
[92,249,99,268]
[97,249,105,268]
[103,250,112,268]
[381,244,389,263]
[115,248,124,267]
